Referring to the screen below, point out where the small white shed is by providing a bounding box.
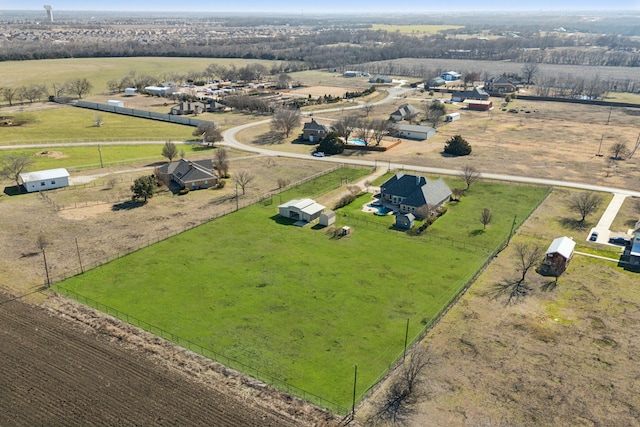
[319,210,336,227]
[124,87,137,96]
[19,168,70,192]
[107,100,125,107]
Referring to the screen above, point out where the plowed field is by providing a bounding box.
[0,292,303,427]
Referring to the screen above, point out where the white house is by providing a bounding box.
[278,198,325,223]
[441,71,461,81]
[19,168,70,192]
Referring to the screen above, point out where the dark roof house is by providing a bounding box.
[484,76,520,94]
[170,101,206,115]
[451,87,490,102]
[302,119,328,142]
[380,172,452,216]
[390,104,421,122]
[156,159,217,190]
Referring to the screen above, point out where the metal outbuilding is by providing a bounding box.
[19,168,70,192]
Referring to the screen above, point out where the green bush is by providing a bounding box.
[179,187,190,195]
[216,179,226,189]
[444,135,472,156]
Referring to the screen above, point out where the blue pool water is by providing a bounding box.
[368,203,393,215]
[347,138,368,146]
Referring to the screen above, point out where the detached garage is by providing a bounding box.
[19,168,70,192]
[278,198,325,223]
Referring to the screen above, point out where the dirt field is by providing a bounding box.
[0,292,318,427]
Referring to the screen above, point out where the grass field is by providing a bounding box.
[54,169,548,410]
[0,106,194,144]
[370,24,463,34]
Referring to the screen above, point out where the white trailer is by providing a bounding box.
[107,100,125,108]
[445,112,461,122]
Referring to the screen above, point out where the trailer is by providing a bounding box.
[107,100,125,108]
[445,112,461,122]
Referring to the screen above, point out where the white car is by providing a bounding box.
[312,152,325,157]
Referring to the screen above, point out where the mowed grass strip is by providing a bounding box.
[1,107,194,144]
[56,170,548,409]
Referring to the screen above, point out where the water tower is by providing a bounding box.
[44,5,53,23]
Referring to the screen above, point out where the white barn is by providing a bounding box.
[278,198,325,223]
[19,168,70,192]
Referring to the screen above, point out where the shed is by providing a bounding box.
[394,124,436,141]
[544,236,576,273]
[445,112,461,122]
[19,168,70,192]
[395,213,415,229]
[278,198,325,223]
[124,87,137,96]
[341,226,351,236]
[107,100,124,107]
[319,210,336,227]
[466,100,493,111]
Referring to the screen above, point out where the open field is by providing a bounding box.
[369,24,464,34]
[52,169,548,409]
[359,188,640,426]
[0,57,285,96]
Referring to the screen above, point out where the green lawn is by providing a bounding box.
[0,107,194,144]
[55,170,549,412]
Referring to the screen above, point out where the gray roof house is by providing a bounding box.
[451,87,490,102]
[630,220,640,266]
[380,172,452,216]
[156,159,217,190]
[302,119,328,142]
[390,104,421,122]
[171,101,206,115]
[394,124,436,141]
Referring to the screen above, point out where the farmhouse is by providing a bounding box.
[451,87,490,103]
[390,103,421,122]
[484,76,519,94]
[394,124,436,141]
[441,71,461,81]
[302,119,328,142]
[19,168,70,193]
[278,198,326,223]
[380,172,452,216]
[544,236,576,274]
[629,220,640,266]
[155,159,217,190]
[465,100,493,111]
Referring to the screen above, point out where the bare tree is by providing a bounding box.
[427,102,446,128]
[481,208,492,230]
[66,78,93,99]
[234,170,254,195]
[371,119,391,146]
[610,142,629,160]
[0,153,34,185]
[275,73,292,89]
[363,102,375,118]
[213,147,229,178]
[277,177,290,189]
[451,188,465,202]
[494,242,544,305]
[461,165,480,190]
[522,63,540,85]
[270,108,301,138]
[94,114,103,127]
[193,122,223,146]
[162,141,178,162]
[569,192,603,223]
[19,84,46,104]
[374,348,431,425]
[331,116,359,141]
[1,87,18,106]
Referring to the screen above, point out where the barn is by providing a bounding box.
[19,168,70,192]
[466,100,493,111]
[544,236,576,274]
[278,198,326,223]
[394,124,436,141]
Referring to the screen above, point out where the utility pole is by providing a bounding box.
[506,215,517,247]
[75,237,84,274]
[98,144,104,168]
[351,364,358,417]
[606,106,613,125]
[403,318,410,363]
[42,247,51,287]
[235,181,239,211]
[596,135,604,157]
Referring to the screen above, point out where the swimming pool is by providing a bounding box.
[347,138,368,146]
[367,203,393,215]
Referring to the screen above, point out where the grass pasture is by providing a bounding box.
[55,170,548,411]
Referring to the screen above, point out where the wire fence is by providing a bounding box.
[2,137,185,146]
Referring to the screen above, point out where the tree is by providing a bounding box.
[522,63,540,85]
[130,175,156,202]
[373,348,431,425]
[106,79,120,94]
[317,132,345,155]
[162,141,178,162]
[50,82,68,98]
[481,208,492,230]
[275,73,292,89]
[270,107,301,138]
[570,192,603,223]
[213,147,229,178]
[610,142,629,160]
[444,135,472,156]
[494,242,544,305]
[0,153,34,185]
[19,84,46,104]
[427,102,446,128]
[234,170,254,195]
[461,165,480,189]
[67,78,93,99]
[363,103,375,118]
[94,114,103,127]
[331,116,358,141]
[1,87,18,106]
[371,119,391,146]
[192,122,223,146]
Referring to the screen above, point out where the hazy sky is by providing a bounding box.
[8,1,640,13]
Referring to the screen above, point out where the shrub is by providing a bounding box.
[216,179,226,189]
[317,132,345,155]
[444,135,472,156]
[179,187,190,195]
[334,193,357,209]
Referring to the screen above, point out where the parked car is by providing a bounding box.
[589,231,599,241]
[312,151,325,157]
